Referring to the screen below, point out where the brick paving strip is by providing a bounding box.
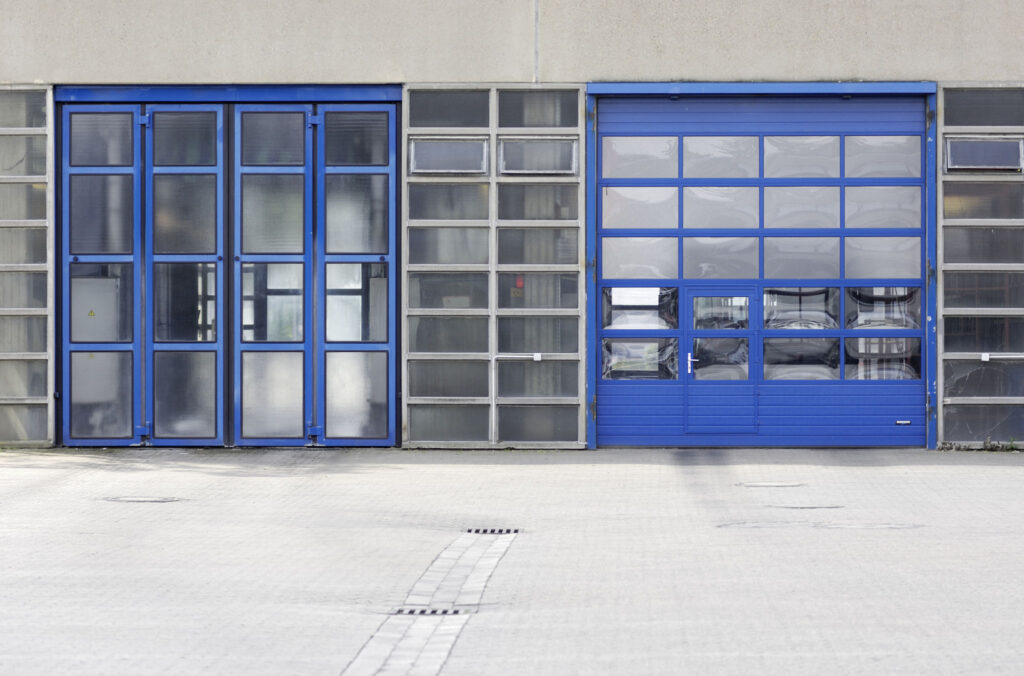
[342,530,518,676]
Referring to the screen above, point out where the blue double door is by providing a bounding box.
[61,102,397,446]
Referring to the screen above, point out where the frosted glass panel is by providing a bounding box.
[944,227,1024,264]
[153,112,217,166]
[500,139,576,174]
[602,237,678,279]
[683,137,758,178]
[499,90,578,127]
[0,91,46,127]
[845,186,920,229]
[0,183,45,221]
[845,237,920,278]
[408,227,488,264]
[498,361,578,397]
[242,174,304,253]
[764,187,839,228]
[683,237,758,279]
[324,112,388,166]
[70,113,132,166]
[764,237,839,279]
[325,263,387,342]
[154,351,216,438]
[0,228,46,264]
[499,406,577,442]
[943,183,1024,219]
[69,175,133,254]
[0,360,46,397]
[498,273,577,308]
[154,263,217,341]
[153,174,217,253]
[408,360,488,397]
[683,187,758,229]
[408,405,489,441]
[241,263,303,342]
[71,263,133,342]
[325,352,387,438]
[325,174,388,253]
[0,317,46,352]
[0,405,47,441]
[242,352,304,438]
[409,138,487,173]
[408,273,487,309]
[764,136,839,177]
[408,317,488,352]
[845,136,920,177]
[408,183,488,219]
[0,272,46,308]
[497,317,578,353]
[498,184,578,220]
[409,91,489,128]
[241,112,304,165]
[602,187,678,229]
[498,228,577,264]
[602,137,678,178]
[70,351,132,438]
[0,136,46,175]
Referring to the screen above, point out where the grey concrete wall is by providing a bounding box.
[1,0,1022,84]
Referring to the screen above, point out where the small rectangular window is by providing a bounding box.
[0,136,46,176]
[945,138,1022,171]
[409,90,489,128]
[0,90,46,128]
[408,183,489,220]
[499,138,577,174]
[498,184,577,220]
[602,338,678,380]
[498,90,578,128]
[408,137,488,174]
[602,287,678,330]
[945,89,1024,127]
[944,182,1024,219]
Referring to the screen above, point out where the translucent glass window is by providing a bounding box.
[602,338,678,379]
[498,273,577,308]
[153,263,217,341]
[241,351,304,438]
[498,317,578,353]
[498,361,578,397]
[943,183,1024,219]
[764,136,839,178]
[408,227,488,264]
[0,271,46,308]
[324,112,388,166]
[154,351,216,438]
[845,338,920,380]
[408,405,489,441]
[0,91,46,127]
[498,228,577,265]
[845,187,921,229]
[602,237,678,279]
[408,360,489,397]
[70,351,132,438]
[845,136,920,177]
[498,184,578,220]
[683,237,758,279]
[693,296,748,329]
[845,237,920,279]
[70,263,133,342]
[945,272,1024,308]
[0,228,46,264]
[69,175,133,254]
[693,337,749,380]
[763,338,840,380]
[944,227,1024,264]
[945,89,1024,127]
[409,90,489,128]
[325,352,388,438]
[499,406,578,442]
[0,316,46,352]
[153,174,217,253]
[764,288,839,329]
[0,360,47,397]
[0,136,46,176]
[682,187,757,229]
[409,138,487,174]
[153,112,217,166]
[602,287,678,330]
[764,237,840,279]
[498,90,578,127]
[944,405,1024,442]
[325,174,388,254]
[602,137,678,178]
[241,263,303,342]
[764,187,839,228]
[325,263,387,342]
[241,112,304,165]
[682,137,758,178]
[0,183,46,220]
[408,183,489,220]
[499,139,577,174]
[946,138,1022,171]
[603,187,677,230]
[241,174,304,253]
[0,405,47,441]
[845,287,920,329]
[408,272,487,309]
[70,113,133,166]
[945,361,1024,397]
[944,317,1024,352]
[408,317,488,353]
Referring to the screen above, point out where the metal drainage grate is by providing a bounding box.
[394,608,462,616]
[466,528,519,534]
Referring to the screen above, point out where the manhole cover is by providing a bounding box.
[104,496,181,503]
[737,482,805,488]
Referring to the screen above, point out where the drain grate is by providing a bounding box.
[466,528,519,534]
[394,608,462,616]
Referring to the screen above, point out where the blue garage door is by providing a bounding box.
[595,95,930,446]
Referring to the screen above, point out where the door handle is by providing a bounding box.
[687,352,699,375]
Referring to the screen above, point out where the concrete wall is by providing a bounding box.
[2,0,1022,85]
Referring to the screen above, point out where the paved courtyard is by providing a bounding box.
[1,446,1023,675]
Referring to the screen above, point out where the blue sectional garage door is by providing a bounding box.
[595,95,930,446]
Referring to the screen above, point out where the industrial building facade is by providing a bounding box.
[1,1,1021,449]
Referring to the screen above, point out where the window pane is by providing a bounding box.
[945,361,1024,397]
[945,272,1024,308]
[764,136,839,178]
[153,263,216,341]
[499,90,578,127]
[408,317,488,353]
[409,91,489,128]
[845,338,920,380]
[408,183,488,220]
[845,287,920,329]
[944,227,1024,264]
[0,228,46,264]
[71,263,132,342]
[498,273,577,308]
[845,136,920,177]
[325,174,387,254]
[325,263,387,342]
[944,317,1024,352]
[683,237,758,279]
[153,174,216,253]
[682,137,758,178]
[693,337,748,380]
[241,174,304,253]
[241,112,304,165]
[325,112,388,166]
[70,113,132,166]
[0,271,46,308]
[408,405,489,441]
[0,360,46,397]
[241,351,304,438]
[153,351,216,438]
[70,351,132,438]
[693,296,748,329]
[498,228,577,264]
[70,175,132,253]
[153,112,216,166]
[0,183,44,221]
[498,184,578,220]
[0,136,46,175]
[409,272,487,309]
[500,139,576,174]
[408,360,488,397]
[602,338,678,379]
[764,338,839,380]
[946,139,1021,170]
[0,405,47,441]
[498,361,578,397]
[0,91,46,127]
[603,187,677,229]
[499,405,577,442]
[0,317,46,352]
[845,237,920,279]
[764,187,839,228]
[408,227,488,264]
[602,287,678,330]
[845,186,921,229]
[945,89,1024,127]
[764,288,839,329]
[325,352,387,438]
[943,182,1024,219]
[764,237,839,279]
[498,317,578,353]
[602,237,678,279]
[241,263,303,342]
[683,187,757,229]
[409,138,487,174]
[602,137,678,178]
[944,405,1024,442]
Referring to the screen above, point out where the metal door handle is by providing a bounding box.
[687,352,699,375]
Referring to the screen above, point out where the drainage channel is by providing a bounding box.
[341,528,519,676]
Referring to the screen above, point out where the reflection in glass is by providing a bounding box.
[603,187,677,229]
[408,227,488,264]
[845,237,920,278]
[943,182,1024,219]
[326,263,387,342]
[764,288,839,329]
[498,228,577,264]
[409,138,487,173]
[154,351,216,437]
[845,287,920,329]
[603,338,678,380]
[241,112,304,165]
[944,227,1024,264]
[408,405,489,441]
[70,113,133,166]
[153,112,217,166]
[499,406,577,442]
[242,174,304,253]
[409,90,489,128]
[602,137,678,178]
[0,271,46,308]
[0,136,46,175]
[0,360,46,398]
[0,405,46,441]
[409,273,487,309]
[241,351,303,438]
[764,186,839,228]
[325,352,387,438]
[693,296,748,329]
[499,90,578,127]
[498,361,578,397]
[764,136,839,177]
[498,184,578,220]
[71,263,133,342]
[241,263,303,342]
[0,183,46,220]
[500,139,577,174]
[153,174,217,253]
[0,228,46,264]
[70,175,133,254]
[845,186,921,229]
[944,405,1024,443]
[408,183,488,219]
[683,237,758,279]
[325,174,388,253]
[498,273,577,308]
[408,360,488,397]
[944,317,1024,352]
[70,351,132,438]
[845,136,920,177]
[682,136,758,178]
[683,187,757,229]
[945,272,1024,308]
[325,112,388,165]
[498,317,578,353]
[845,338,920,380]
[602,237,678,279]
[154,263,216,341]
[408,317,488,352]
[763,338,839,380]
[693,337,748,380]
[764,237,839,279]
[602,287,678,329]
[944,361,1024,397]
